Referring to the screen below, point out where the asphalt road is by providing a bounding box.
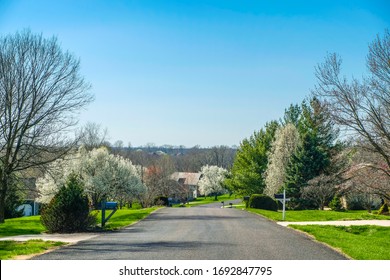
[32,201,346,260]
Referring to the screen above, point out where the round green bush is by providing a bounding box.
[41,174,97,233]
[329,194,343,211]
[248,194,278,211]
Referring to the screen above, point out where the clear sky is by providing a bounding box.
[0,0,389,147]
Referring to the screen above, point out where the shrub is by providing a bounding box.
[346,197,365,210]
[329,194,343,211]
[40,174,97,233]
[5,192,24,218]
[4,178,24,218]
[154,196,168,206]
[378,203,389,215]
[248,194,278,211]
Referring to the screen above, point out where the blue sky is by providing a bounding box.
[1,1,389,147]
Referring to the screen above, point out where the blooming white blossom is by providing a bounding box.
[198,165,228,197]
[37,147,145,206]
[36,152,81,204]
[264,123,301,196]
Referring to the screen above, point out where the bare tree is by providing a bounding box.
[206,145,236,169]
[342,149,390,202]
[78,122,109,150]
[302,174,337,210]
[0,30,93,223]
[312,29,390,176]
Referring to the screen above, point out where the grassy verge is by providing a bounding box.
[172,194,241,207]
[0,239,66,260]
[245,208,390,222]
[94,207,159,230]
[290,225,390,260]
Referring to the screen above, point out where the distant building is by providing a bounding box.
[170,172,202,201]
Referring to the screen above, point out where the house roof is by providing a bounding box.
[171,172,202,186]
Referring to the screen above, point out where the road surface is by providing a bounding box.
[32,201,346,260]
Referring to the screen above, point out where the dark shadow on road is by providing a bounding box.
[31,240,234,259]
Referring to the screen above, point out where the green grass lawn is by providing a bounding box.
[0,239,66,260]
[245,208,390,222]
[0,216,46,237]
[290,225,390,260]
[94,207,159,230]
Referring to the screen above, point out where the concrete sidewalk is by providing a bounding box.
[277,220,390,227]
[0,232,99,243]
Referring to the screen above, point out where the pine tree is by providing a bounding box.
[41,174,97,233]
[284,98,338,208]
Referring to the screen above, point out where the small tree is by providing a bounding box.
[41,174,96,233]
[198,165,228,200]
[264,123,300,197]
[302,174,337,210]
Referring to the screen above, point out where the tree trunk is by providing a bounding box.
[0,192,5,223]
[0,178,7,223]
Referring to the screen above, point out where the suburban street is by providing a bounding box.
[32,201,346,260]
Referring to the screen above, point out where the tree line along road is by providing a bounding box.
[32,201,347,260]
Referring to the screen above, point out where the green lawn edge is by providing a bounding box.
[244,208,390,222]
[0,239,67,260]
[242,207,390,260]
[289,225,390,260]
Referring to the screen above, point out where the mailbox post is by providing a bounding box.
[101,200,118,228]
[274,189,290,221]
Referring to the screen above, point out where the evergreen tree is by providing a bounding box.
[284,98,338,208]
[281,103,301,127]
[226,121,279,195]
[41,174,96,233]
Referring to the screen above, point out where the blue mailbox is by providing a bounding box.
[104,201,118,210]
[100,201,118,228]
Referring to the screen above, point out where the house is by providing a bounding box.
[170,172,202,201]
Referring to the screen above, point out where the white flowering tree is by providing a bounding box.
[37,147,145,208]
[109,155,145,208]
[198,165,228,200]
[264,123,301,197]
[35,156,78,204]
